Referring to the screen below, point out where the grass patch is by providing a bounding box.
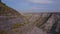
[12,23,24,29]
[0,30,7,34]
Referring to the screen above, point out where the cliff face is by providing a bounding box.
[36,13,58,32]
[0,1,60,34]
[24,12,60,34]
[0,2,28,34]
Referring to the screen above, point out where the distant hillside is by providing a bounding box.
[23,12,60,34]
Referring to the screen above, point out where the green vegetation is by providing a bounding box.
[12,29,19,33]
[12,23,24,29]
[0,30,7,34]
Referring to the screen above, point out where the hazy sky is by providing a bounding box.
[2,0,60,13]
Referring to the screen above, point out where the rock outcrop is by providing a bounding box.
[24,12,60,34]
[0,0,60,34]
[0,1,28,34]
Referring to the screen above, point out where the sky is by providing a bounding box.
[2,0,60,13]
